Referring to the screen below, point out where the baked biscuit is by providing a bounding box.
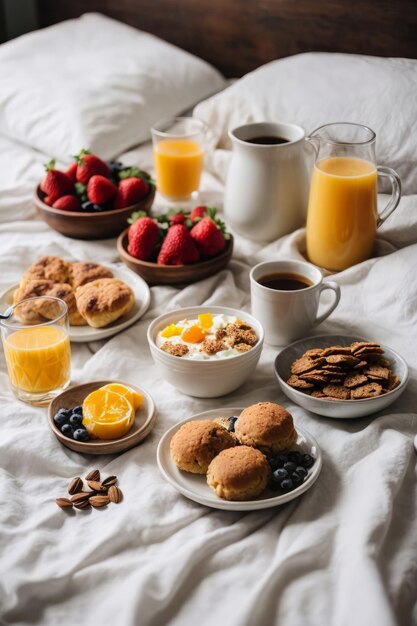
[14,279,86,326]
[45,283,87,326]
[71,261,113,289]
[234,402,297,454]
[13,279,56,323]
[75,278,134,328]
[207,445,270,501]
[22,256,72,286]
[170,420,236,474]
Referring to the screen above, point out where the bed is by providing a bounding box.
[0,2,417,625]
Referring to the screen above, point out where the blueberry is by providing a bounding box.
[280,478,295,491]
[72,405,83,415]
[268,456,280,470]
[69,413,83,428]
[295,466,308,478]
[61,423,74,438]
[92,204,104,212]
[275,454,288,467]
[272,468,288,482]
[53,409,70,427]
[283,461,297,473]
[81,201,94,212]
[288,451,302,464]
[291,472,303,487]
[301,454,315,469]
[73,428,89,442]
[227,416,238,432]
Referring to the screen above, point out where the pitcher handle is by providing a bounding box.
[376,166,401,228]
[314,281,341,326]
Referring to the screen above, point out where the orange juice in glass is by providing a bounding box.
[1,296,70,404]
[306,123,401,271]
[152,117,207,201]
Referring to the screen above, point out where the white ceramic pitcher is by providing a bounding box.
[224,122,310,242]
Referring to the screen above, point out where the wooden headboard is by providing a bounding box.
[37,0,417,77]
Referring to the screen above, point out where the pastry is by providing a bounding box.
[170,420,236,474]
[234,402,297,454]
[74,278,134,328]
[207,445,270,501]
[44,283,87,326]
[21,256,72,286]
[13,279,86,326]
[70,261,113,289]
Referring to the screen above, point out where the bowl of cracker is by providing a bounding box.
[274,334,408,418]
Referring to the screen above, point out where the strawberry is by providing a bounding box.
[66,162,78,182]
[87,175,117,205]
[127,216,160,261]
[114,177,149,209]
[75,149,110,184]
[52,195,81,212]
[190,216,227,257]
[190,205,208,221]
[157,224,200,265]
[169,213,186,225]
[40,160,74,204]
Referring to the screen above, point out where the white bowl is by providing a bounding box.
[147,306,264,398]
[274,334,408,419]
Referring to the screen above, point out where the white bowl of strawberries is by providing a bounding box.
[34,149,155,240]
[117,206,234,285]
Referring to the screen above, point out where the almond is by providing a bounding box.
[73,500,90,510]
[56,497,73,509]
[87,480,106,492]
[68,477,83,495]
[89,495,110,508]
[108,486,123,504]
[101,475,118,488]
[85,469,100,482]
[71,491,91,505]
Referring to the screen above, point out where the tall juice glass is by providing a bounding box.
[1,296,71,405]
[151,117,208,202]
[306,123,401,271]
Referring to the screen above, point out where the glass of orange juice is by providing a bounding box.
[1,296,71,405]
[306,123,401,271]
[151,116,209,202]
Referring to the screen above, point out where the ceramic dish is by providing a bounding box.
[48,380,156,454]
[274,334,408,419]
[117,228,234,285]
[34,185,155,240]
[157,407,322,511]
[147,306,264,398]
[0,263,150,343]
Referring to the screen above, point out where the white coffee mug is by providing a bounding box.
[250,260,341,346]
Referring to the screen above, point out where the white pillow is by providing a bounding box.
[194,53,417,193]
[0,13,225,162]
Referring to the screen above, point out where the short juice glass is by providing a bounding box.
[1,296,71,405]
[151,116,208,202]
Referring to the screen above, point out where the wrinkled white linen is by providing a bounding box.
[0,139,416,626]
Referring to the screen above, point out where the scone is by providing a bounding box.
[13,279,57,323]
[74,278,134,328]
[21,256,72,286]
[44,283,87,326]
[70,261,113,289]
[234,402,297,454]
[170,420,236,474]
[207,445,270,501]
[13,279,86,326]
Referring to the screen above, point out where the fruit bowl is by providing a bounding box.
[34,185,155,240]
[117,228,234,285]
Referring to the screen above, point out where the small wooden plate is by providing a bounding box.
[48,380,156,455]
[117,228,234,285]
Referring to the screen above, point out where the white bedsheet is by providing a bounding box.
[0,136,416,626]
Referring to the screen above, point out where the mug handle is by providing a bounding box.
[376,166,402,228]
[315,281,341,326]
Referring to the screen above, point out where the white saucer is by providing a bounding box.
[157,407,322,512]
[0,263,150,343]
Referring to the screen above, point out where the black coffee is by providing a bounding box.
[258,272,313,291]
[246,135,289,145]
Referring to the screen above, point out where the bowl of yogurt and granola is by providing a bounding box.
[147,306,264,397]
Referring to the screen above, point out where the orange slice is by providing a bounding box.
[181,325,206,343]
[101,383,143,412]
[82,388,135,440]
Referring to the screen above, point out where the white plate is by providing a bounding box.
[157,407,322,511]
[0,263,150,343]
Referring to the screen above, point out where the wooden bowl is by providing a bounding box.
[117,228,234,285]
[34,185,155,240]
[48,380,157,455]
